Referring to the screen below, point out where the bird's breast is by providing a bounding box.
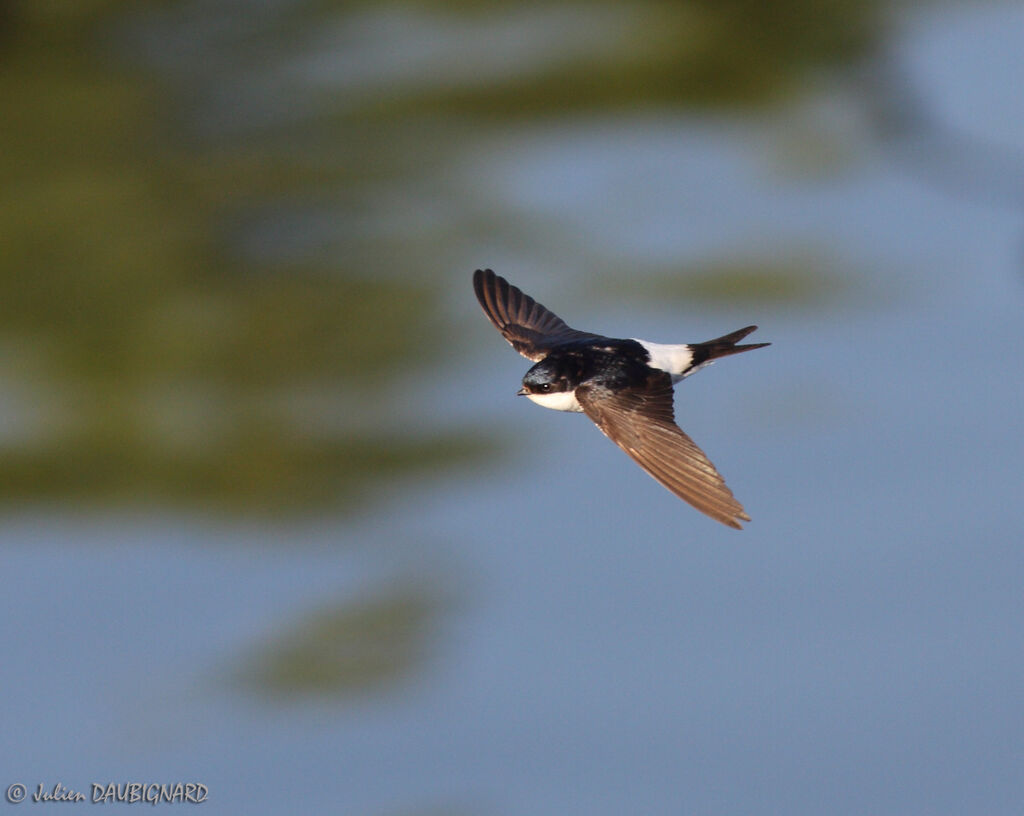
[525,390,584,412]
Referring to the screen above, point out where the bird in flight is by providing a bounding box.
[473,269,769,529]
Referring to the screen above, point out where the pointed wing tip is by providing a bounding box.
[712,509,749,530]
[473,268,512,309]
[472,267,493,293]
[472,268,497,292]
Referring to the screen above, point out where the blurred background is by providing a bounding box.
[1,0,1022,813]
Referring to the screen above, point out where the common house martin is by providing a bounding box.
[473,268,769,529]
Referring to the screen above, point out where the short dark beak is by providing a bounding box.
[516,387,528,396]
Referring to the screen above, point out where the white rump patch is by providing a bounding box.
[525,390,584,412]
[633,339,698,383]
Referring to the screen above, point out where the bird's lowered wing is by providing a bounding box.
[577,373,751,529]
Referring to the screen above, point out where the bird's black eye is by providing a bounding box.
[539,383,551,392]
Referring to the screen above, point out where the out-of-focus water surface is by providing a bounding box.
[2,1,1022,813]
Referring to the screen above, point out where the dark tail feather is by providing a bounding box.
[694,325,770,364]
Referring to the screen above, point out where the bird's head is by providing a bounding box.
[518,360,570,397]
[517,359,582,412]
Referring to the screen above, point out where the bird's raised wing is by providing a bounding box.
[473,268,600,361]
[576,372,751,529]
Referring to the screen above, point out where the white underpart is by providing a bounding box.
[633,339,707,383]
[526,390,584,412]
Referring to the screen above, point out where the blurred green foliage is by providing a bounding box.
[0,0,489,513]
[603,251,849,305]
[373,0,879,117]
[239,587,438,695]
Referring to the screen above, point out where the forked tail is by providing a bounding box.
[694,326,770,364]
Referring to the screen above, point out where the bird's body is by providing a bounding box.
[520,337,713,414]
[472,269,769,529]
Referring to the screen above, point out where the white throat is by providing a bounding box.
[525,390,583,412]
